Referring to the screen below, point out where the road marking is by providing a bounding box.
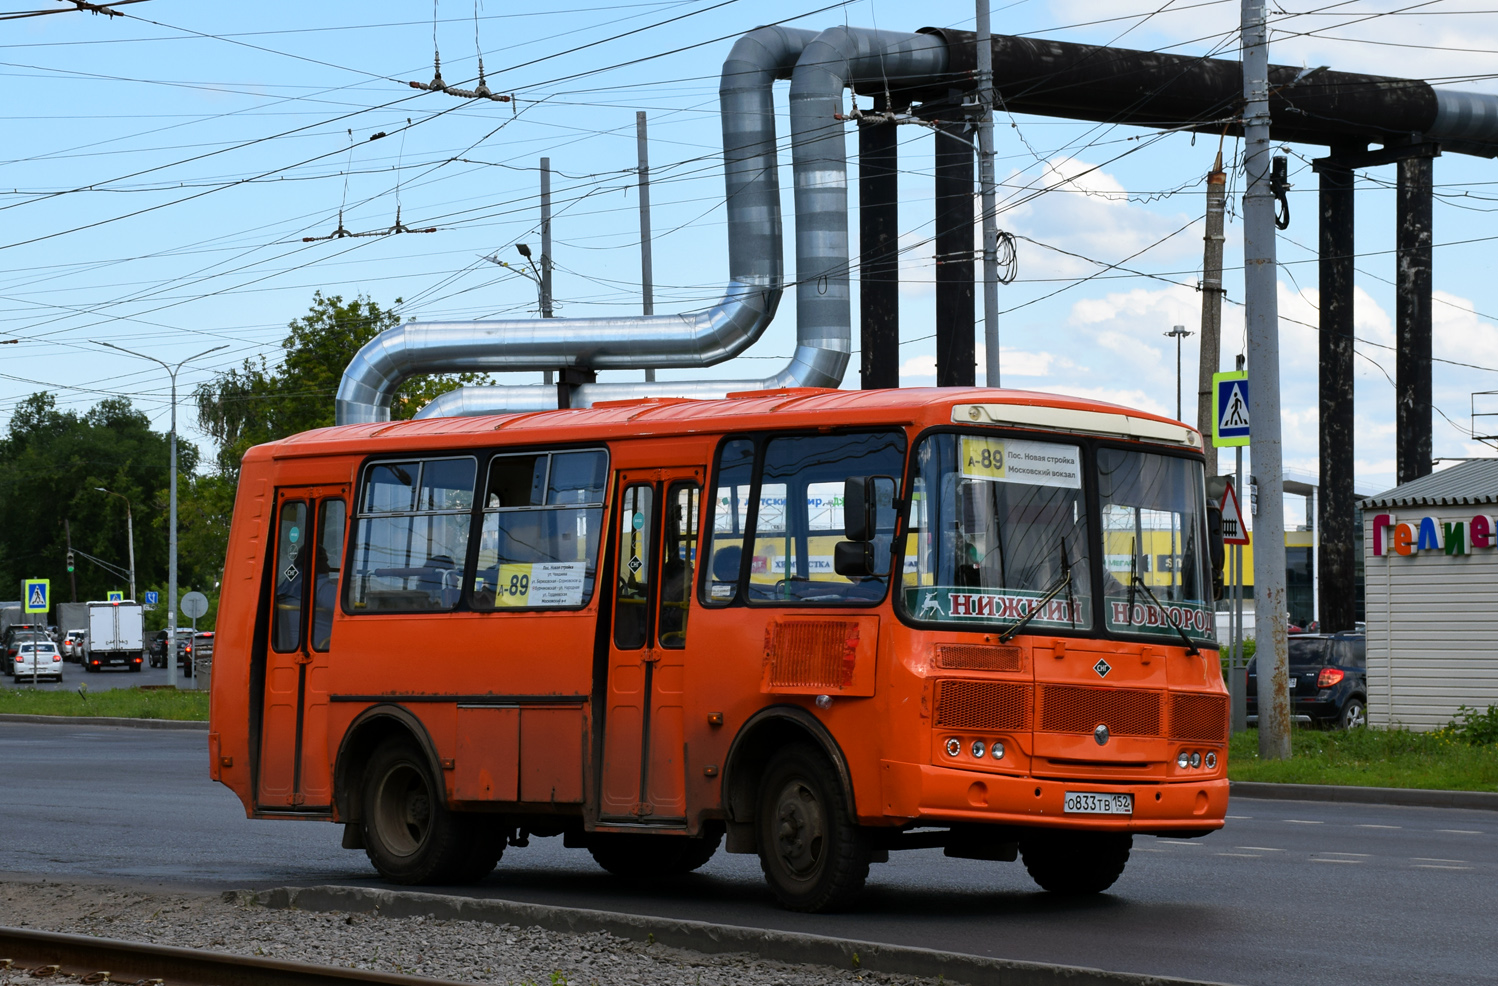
[1217,852,1261,858]
[1356,824,1401,830]
[1135,847,1167,853]
[1311,858,1361,864]
[1413,864,1472,871]
[1322,852,1370,857]
[1225,814,1252,820]
[1435,829,1482,835]
[1412,858,1467,864]
[1283,819,1323,824]
[1237,846,1285,851]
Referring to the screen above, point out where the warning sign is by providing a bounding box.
[23,579,49,614]
[1213,371,1250,447]
[1219,479,1250,545]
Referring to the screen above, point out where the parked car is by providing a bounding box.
[148,629,196,675]
[10,639,62,682]
[1247,632,1367,729]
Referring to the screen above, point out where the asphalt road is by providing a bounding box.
[0,658,205,692]
[0,720,1493,986]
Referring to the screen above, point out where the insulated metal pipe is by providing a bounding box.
[413,26,950,418]
[337,25,815,424]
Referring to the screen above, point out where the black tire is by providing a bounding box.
[360,737,496,885]
[1020,829,1132,895]
[1338,698,1367,730]
[756,743,870,912]
[128,663,141,673]
[588,829,722,879]
[84,662,97,673]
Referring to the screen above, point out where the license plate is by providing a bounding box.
[1064,791,1133,815]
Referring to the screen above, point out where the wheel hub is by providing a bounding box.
[773,781,824,878]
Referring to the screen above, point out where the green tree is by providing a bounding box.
[195,292,479,476]
[0,393,189,606]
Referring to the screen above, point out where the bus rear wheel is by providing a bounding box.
[360,738,499,885]
[756,743,869,912]
[588,830,721,879]
[1019,830,1132,894]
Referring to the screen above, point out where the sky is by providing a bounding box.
[2,0,1497,520]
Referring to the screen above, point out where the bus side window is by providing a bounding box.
[311,499,345,652]
[658,483,699,649]
[614,485,654,649]
[701,439,754,606]
[273,501,308,652]
[473,449,607,611]
[347,457,475,612]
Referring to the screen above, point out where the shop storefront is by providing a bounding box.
[1361,460,1498,730]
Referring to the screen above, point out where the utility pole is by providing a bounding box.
[636,113,657,384]
[1166,325,1192,421]
[1197,153,1227,476]
[541,157,554,386]
[1242,0,1291,760]
[975,0,1001,388]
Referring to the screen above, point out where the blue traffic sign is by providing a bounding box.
[23,579,49,614]
[145,591,159,605]
[106,590,124,602]
[1212,371,1250,447]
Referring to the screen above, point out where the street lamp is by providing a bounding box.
[92,341,227,687]
[1164,325,1193,421]
[92,487,136,603]
[481,245,547,316]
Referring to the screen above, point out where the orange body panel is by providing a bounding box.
[208,387,1228,840]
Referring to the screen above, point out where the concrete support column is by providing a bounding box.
[1318,154,1357,633]
[1396,153,1434,484]
[934,118,975,387]
[859,99,900,390]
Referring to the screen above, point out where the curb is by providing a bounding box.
[244,885,1238,986]
[0,713,207,731]
[1231,780,1498,811]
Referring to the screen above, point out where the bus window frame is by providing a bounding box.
[341,444,612,617]
[697,428,907,610]
[892,424,1220,650]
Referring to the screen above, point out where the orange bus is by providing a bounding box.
[210,386,1229,912]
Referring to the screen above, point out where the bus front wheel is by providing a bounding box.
[756,743,870,912]
[1020,830,1132,894]
[360,737,499,885]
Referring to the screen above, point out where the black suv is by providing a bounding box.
[148,629,196,675]
[1247,632,1367,729]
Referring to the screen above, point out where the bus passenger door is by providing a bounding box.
[600,469,703,822]
[257,486,348,811]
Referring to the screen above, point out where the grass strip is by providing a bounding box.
[0,685,209,721]
[1228,726,1498,792]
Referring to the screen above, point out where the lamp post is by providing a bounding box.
[1164,325,1193,421]
[94,341,227,687]
[92,488,136,602]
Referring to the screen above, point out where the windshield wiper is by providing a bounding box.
[999,540,1072,644]
[1128,570,1200,656]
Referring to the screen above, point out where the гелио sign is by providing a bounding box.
[1370,513,1496,557]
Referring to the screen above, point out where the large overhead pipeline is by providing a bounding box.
[341,25,952,423]
[964,32,1498,156]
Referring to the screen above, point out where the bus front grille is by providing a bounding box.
[1168,692,1230,742]
[1038,684,1161,737]
[934,680,1032,731]
[934,643,1022,672]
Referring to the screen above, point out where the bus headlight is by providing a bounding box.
[945,738,961,757]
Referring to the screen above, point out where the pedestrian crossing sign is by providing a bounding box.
[1212,370,1250,447]
[107,591,124,602]
[23,578,49,614]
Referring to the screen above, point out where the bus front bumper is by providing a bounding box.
[878,761,1229,833]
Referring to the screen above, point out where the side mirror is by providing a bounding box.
[834,540,875,578]
[1206,504,1226,601]
[843,475,897,541]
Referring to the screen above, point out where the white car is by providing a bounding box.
[11,640,63,682]
[61,631,86,661]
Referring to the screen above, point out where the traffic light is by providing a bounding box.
[66,551,74,573]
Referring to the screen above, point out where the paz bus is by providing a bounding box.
[209,387,1228,912]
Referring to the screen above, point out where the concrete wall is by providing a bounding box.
[1364,506,1498,731]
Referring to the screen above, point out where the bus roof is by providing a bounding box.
[254,387,1201,461]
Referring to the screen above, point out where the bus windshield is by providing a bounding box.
[901,432,1092,630]
[1097,447,1215,643]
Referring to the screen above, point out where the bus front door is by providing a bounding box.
[600,469,703,823]
[257,486,348,811]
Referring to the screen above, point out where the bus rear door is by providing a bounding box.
[600,469,703,823]
[258,486,347,810]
